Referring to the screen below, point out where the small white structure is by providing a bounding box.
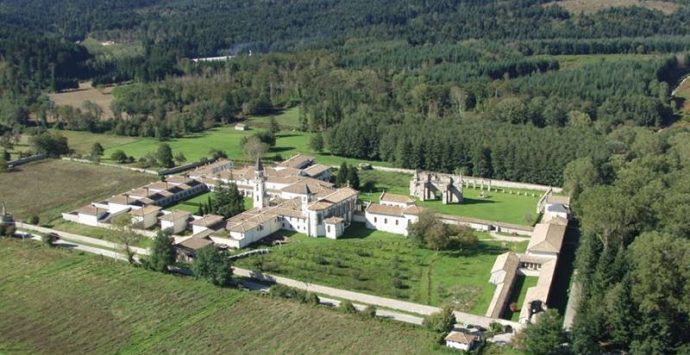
[364,203,423,236]
[445,331,478,351]
[324,217,345,239]
[234,123,248,131]
[191,214,225,234]
[544,203,569,222]
[76,205,107,226]
[129,205,161,229]
[159,211,191,234]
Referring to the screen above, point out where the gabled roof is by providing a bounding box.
[491,252,519,274]
[308,201,333,211]
[402,205,425,216]
[107,194,142,205]
[177,236,213,250]
[303,164,331,177]
[320,187,358,204]
[324,216,344,224]
[366,203,403,217]
[191,214,225,228]
[159,211,191,222]
[282,182,312,195]
[545,194,570,206]
[76,205,106,216]
[128,205,161,217]
[380,192,414,204]
[528,222,567,254]
[278,153,314,169]
[445,331,478,345]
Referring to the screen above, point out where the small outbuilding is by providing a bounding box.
[159,211,191,234]
[234,123,248,131]
[445,331,479,351]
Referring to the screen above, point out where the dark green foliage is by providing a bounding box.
[156,143,174,168]
[408,211,478,251]
[174,152,187,164]
[42,233,58,247]
[28,215,39,225]
[192,246,233,287]
[346,167,359,190]
[110,150,129,163]
[29,131,69,157]
[91,143,104,157]
[363,305,377,318]
[336,162,349,187]
[523,310,566,355]
[202,182,245,218]
[423,306,456,333]
[148,230,176,273]
[309,133,324,153]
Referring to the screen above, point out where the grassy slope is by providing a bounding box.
[359,170,540,225]
[0,160,155,223]
[0,240,452,354]
[235,223,528,315]
[51,107,387,168]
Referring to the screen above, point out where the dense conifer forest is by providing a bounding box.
[1,0,690,353]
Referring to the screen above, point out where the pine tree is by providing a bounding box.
[148,230,176,273]
[347,166,360,189]
[336,162,349,187]
[156,143,174,168]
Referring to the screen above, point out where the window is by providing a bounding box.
[384,218,388,224]
[374,217,377,223]
[327,226,331,233]
[395,219,399,226]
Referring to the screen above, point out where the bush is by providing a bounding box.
[192,246,233,286]
[363,305,377,318]
[423,306,456,333]
[42,232,58,247]
[110,150,129,163]
[28,215,39,225]
[392,277,404,289]
[301,292,321,305]
[339,300,358,314]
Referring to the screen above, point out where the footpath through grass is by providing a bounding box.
[0,239,453,354]
[359,170,541,225]
[235,223,528,315]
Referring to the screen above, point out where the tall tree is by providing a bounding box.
[156,143,174,168]
[523,309,566,355]
[148,230,176,273]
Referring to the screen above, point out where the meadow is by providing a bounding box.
[49,107,388,168]
[235,223,528,315]
[359,170,541,226]
[0,240,455,354]
[0,160,155,223]
[48,81,116,119]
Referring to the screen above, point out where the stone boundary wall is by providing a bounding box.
[8,153,47,168]
[346,164,563,193]
[61,157,159,175]
[16,222,150,255]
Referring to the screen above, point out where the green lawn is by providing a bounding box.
[359,170,541,225]
[503,275,539,321]
[246,106,302,130]
[0,239,455,354]
[235,223,528,315]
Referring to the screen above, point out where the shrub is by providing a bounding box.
[42,233,58,247]
[28,215,40,225]
[392,277,404,289]
[363,305,377,318]
[339,300,358,314]
[423,306,456,333]
[302,292,321,305]
[110,150,129,163]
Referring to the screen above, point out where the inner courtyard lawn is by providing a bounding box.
[235,223,528,315]
[168,192,253,213]
[503,275,539,321]
[359,170,541,226]
[0,240,451,355]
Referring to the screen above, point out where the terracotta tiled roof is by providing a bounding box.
[528,223,566,254]
[159,211,191,222]
[445,331,478,345]
[380,192,414,204]
[278,154,314,169]
[365,203,403,217]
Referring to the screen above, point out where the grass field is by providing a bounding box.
[503,275,539,322]
[48,220,154,249]
[235,223,528,314]
[246,106,302,130]
[359,170,541,225]
[0,240,457,354]
[542,0,678,14]
[43,106,388,168]
[48,82,116,119]
[0,160,155,223]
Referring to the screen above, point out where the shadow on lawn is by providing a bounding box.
[269,146,296,153]
[442,241,512,258]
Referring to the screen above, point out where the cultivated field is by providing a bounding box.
[0,240,453,354]
[48,81,116,119]
[359,170,540,226]
[543,0,679,14]
[0,160,155,223]
[235,223,528,314]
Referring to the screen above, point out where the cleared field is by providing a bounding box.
[359,170,540,225]
[0,159,155,223]
[503,275,539,322]
[235,223,528,314]
[549,53,662,70]
[246,106,302,130]
[55,129,141,156]
[48,81,116,119]
[673,76,690,118]
[543,0,679,14]
[95,125,387,167]
[0,240,451,354]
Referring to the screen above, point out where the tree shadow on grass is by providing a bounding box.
[442,241,511,258]
[269,146,296,153]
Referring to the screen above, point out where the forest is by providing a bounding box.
[1,0,690,353]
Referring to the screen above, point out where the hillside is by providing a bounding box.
[0,240,451,354]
